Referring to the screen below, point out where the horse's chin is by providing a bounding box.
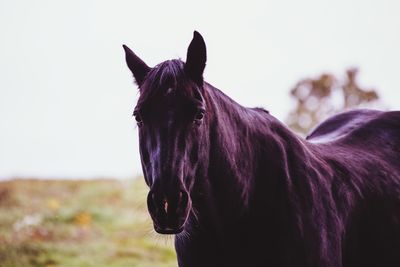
[154,225,184,235]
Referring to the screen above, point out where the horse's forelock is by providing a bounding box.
[137,59,191,107]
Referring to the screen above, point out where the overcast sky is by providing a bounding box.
[0,0,399,179]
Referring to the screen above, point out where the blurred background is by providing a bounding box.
[0,0,399,266]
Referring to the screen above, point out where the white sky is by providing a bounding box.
[0,0,399,179]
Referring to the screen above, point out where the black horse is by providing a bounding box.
[123,31,400,267]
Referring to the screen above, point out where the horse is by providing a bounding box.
[123,31,400,267]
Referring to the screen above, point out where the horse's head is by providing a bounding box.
[123,32,208,234]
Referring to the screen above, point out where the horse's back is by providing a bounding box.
[306,109,400,146]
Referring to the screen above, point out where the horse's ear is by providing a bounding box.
[185,31,207,85]
[123,44,151,87]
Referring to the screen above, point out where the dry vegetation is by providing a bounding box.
[286,68,380,135]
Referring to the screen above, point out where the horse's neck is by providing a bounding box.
[199,84,327,222]
[208,88,256,169]
[201,85,279,208]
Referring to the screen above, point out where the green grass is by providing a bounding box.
[0,179,177,267]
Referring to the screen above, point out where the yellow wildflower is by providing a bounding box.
[74,212,92,228]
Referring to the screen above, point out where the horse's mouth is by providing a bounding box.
[152,213,188,235]
[154,225,184,235]
[147,189,191,235]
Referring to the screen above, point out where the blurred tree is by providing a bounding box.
[286,68,380,135]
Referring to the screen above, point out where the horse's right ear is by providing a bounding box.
[123,45,151,87]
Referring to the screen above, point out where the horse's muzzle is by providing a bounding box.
[147,188,191,234]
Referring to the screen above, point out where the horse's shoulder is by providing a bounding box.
[306,109,386,143]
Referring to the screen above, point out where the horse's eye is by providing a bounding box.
[194,110,205,125]
[133,111,143,127]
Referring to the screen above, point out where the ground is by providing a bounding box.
[0,178,177,267]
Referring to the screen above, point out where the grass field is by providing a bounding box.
[0,179,177,267]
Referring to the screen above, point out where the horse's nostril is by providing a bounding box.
[147,191,158,213]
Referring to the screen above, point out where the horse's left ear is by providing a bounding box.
[123,44,151,87]
[185,31,207,85]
